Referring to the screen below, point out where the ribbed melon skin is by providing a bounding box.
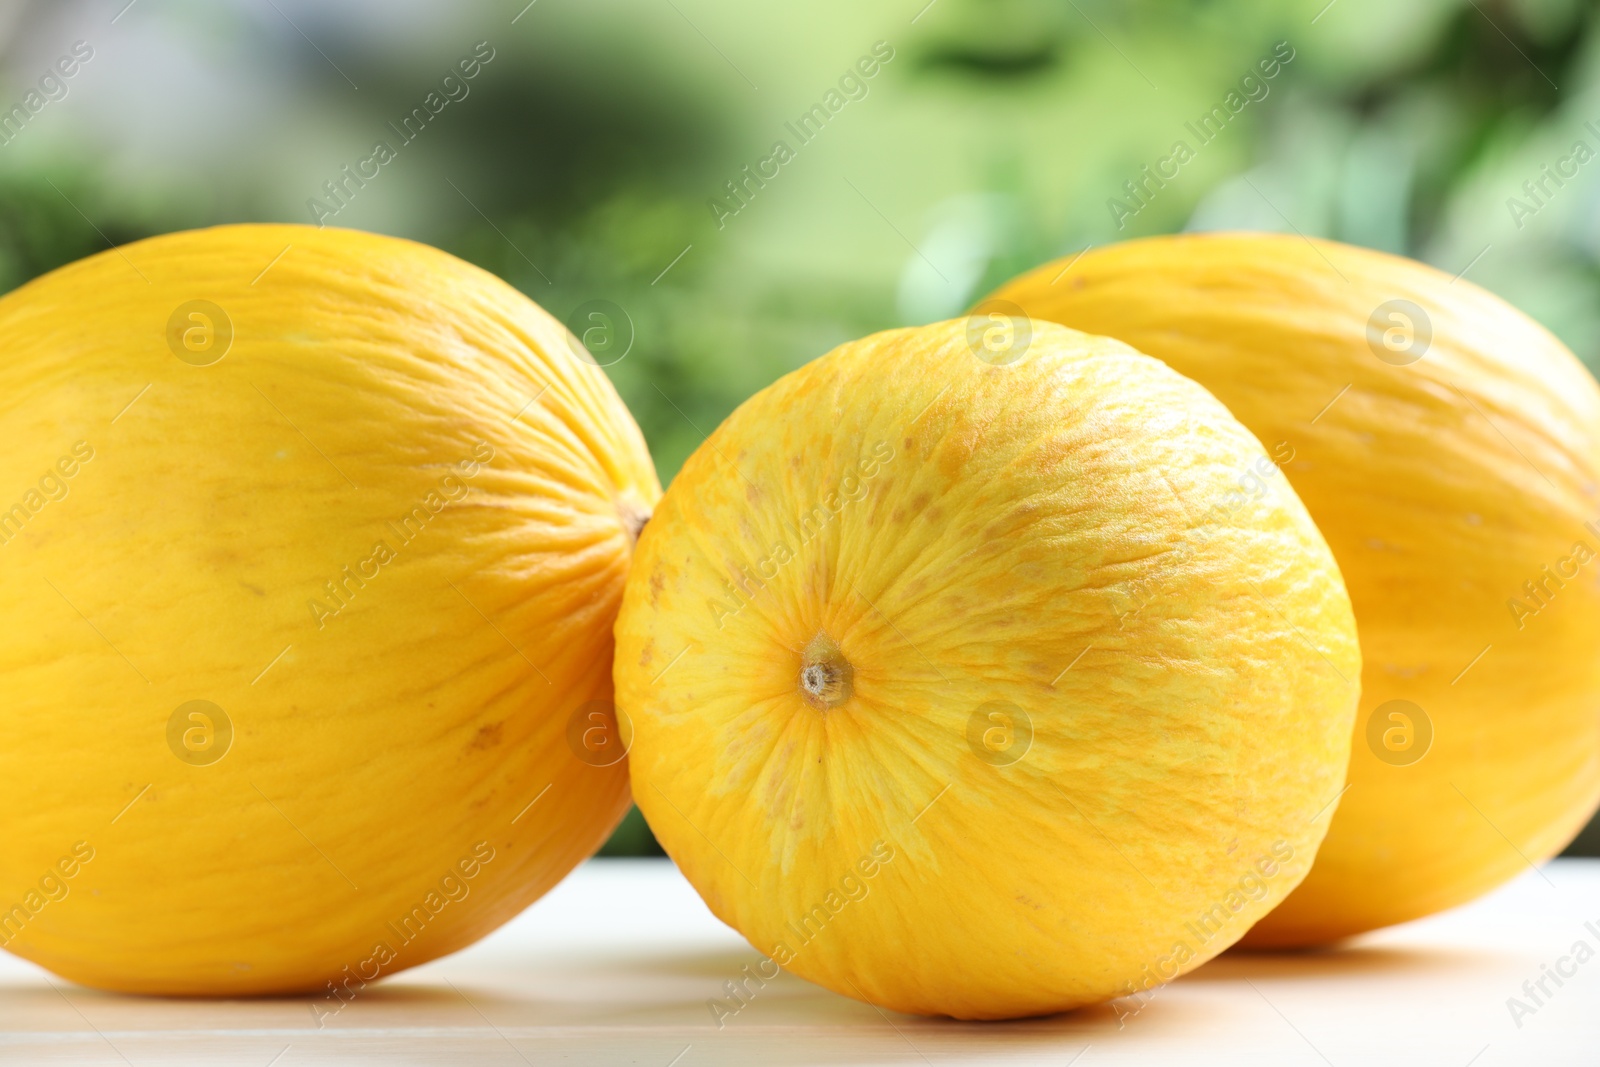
[990,233,1600,945]
[0,224,659,994]
[617,318,1359,1017]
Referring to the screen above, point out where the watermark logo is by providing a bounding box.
[1366,299,1431,366]
[0,441,94,549]
[566,700,632,767]
[965,299,1031,365]
[708,41,896,230]
[966,700,1033,766]
[166,300,233,366]
[312,841,496,1027]
[308,42,496,227]
[1107,40,1295,230]
[707,840,897,1029]
[1365,699,1432,766]
[709,441,894,630]
[565,300,634,367]
[308,442,494,630]
[1507,534,1598,630]
[1506,129,1599,231]
[0,40,95,149]
[1505,917,1600,1029]
[1113,839,1293,1027]
[0,841,95,948]
[167,700,233,766]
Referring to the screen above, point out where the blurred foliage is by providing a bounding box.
[598,806,666,858]
[1,0,1598,854]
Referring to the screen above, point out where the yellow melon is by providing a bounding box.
[615,318,1359,1017]
[988,233,1600,944]
[0,224,658,995]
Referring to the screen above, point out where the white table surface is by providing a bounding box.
[1,857,1596,1066]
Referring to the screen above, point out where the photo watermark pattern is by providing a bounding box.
[311,841,496,1027]
[0,441,95,549]
[1504,913,1600,1029]
[167,700,234,767]
[166,300,233,366]
[1506,525,1600,631]
[966,700,1032,766]
[565,299,634,367]
[0,40,94,148]
[0,841,95,950]
[964,299,1031,365]
[708,41,896,229]
[307,42,497,227]
[1107,41,1296,230]
[307,442,496,630]
[706,840,896,1028]
[1113,840,1294,1027]
[709,441,895,630]
[1364,699,1432,767]
[1365,299,1431,366]
[1506,122,1600,230]
[565,700,632,767]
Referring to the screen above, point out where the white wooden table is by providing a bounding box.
[2,858,1595,1065]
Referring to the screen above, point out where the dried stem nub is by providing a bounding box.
[799,632,853,710]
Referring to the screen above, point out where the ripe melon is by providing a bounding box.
[0,224,658,994]
[988,233,1600,945]
[615,318,1359,1017]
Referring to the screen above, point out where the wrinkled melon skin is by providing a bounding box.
[616,319,1360,1019]
[989,233,1600,946]
[0,224,659,994]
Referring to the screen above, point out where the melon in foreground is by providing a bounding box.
[615,319,1360,1018]
[0,224,658,995]
[987,233,1600,946]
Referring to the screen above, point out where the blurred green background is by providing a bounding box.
[0,0,1596,855]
